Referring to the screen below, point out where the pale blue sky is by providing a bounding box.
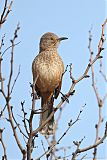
[0,0,106,159]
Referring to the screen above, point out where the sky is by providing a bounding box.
[0,0,107,159]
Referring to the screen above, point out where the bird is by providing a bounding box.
[32,32,68,135]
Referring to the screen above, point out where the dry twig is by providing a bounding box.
[27,76,39,160]
[88,20,107,159]
[0,128,7,160]
[0,24,27,159]
[35,105,85,160]
[0,0,13,28]
[71,122,107,160]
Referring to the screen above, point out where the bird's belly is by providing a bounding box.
[36,62,64,92]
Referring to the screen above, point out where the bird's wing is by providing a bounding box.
[54,80,62,99]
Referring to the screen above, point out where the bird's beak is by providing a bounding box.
[58,37,68,41]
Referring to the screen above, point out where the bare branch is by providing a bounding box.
[0,35,6,100]
[7,23,20,100]
[10,65,20,95]
[0,128,7,160]
[27,76,39,160]
[35,106,85,160]
[0,34,5,50]
[1,41,21,57]
[78,122,107,153]
[0,0,13,28]
[0,104,6,118]
[21,101,29,136]
[71,122,107,159]
[0,24,27,158]
[88,22,107,159]
[11,106,28,139]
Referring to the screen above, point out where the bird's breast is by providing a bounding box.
[33,50,64,93]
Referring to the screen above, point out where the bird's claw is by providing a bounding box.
[61,94,69,103]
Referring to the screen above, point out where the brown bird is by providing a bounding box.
[32,32,68,135]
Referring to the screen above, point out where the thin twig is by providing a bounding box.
[0,34,5,50]
[1,41,21,57]
[0,128,8,160]
[3,24,27,157]
[11,107,28,139]
[77,122,107,153]
[35,106,85,160]
[0,0,13,28]
[7,23,20,100]
[21,101,29,136]
[10,65,20,95]
[88,22,107,159]
[71,122,107,160]
[0,104,6,118]
[27,76,38,160]
[0,35,6,100]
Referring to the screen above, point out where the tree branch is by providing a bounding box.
[36,106,85,160]
[0,128,7,160]
[0,0,13,28]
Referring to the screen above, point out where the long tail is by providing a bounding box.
[39,93,54,135]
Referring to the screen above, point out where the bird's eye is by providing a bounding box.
[51,37,53,40]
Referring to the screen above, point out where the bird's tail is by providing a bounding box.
[39,93,55,135]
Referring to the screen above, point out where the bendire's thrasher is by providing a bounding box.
[32,32,68,135]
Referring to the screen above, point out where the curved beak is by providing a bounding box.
[58,37,68,41]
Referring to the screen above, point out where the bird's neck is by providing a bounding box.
[39,46,57,53]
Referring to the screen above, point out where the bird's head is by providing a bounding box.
[39,32,68,51]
